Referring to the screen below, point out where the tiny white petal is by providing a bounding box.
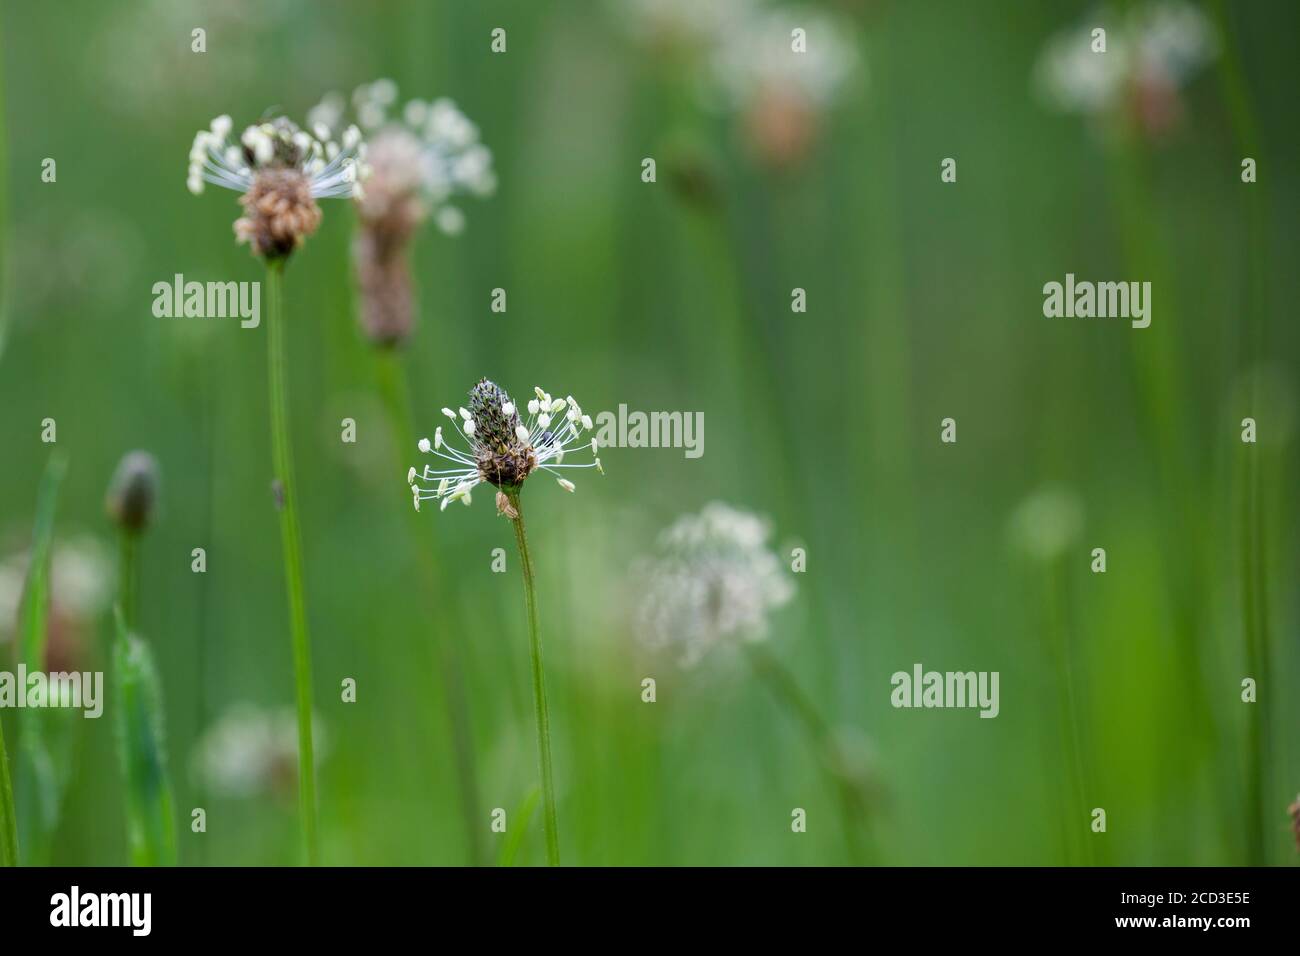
[501,402,514,416]
[550,398,566,413]
[407,466,417,484]
[538,413,551,429]
[442,407,457,420]
[458,407,471,421]
[418,438,432,453]
[515,425,530,443]
[434,426,443,449]
[581,415,593,430]
[527,399,540,416]
[464,421,476,438]
[557,478,576,493]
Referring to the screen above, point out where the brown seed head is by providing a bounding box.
[235,168,322,259]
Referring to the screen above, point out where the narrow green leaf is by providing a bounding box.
[112,609,177,866]
[4,452,69,865]
[497,787,540,868]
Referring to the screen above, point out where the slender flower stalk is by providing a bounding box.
[1212,0,1273,865]
[375,353,485,865]
[632,502,876,861]
[188,111,369,865]
[0,720,14,866]
[322,81,496,862]
[106,451,177,867]
[506,490,558,866]
[408,379,604,866]
[265,259,318,865]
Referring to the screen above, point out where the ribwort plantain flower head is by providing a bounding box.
[192,703,328,802]
[708,5,861,168]
[309,81,495,238]
[308,82,495,346]
[632,502,795,668]
[408,379,603,513]
[1034,1,1217,140]
[186,113,371,259]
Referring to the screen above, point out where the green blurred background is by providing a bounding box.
[0,0,1296,865]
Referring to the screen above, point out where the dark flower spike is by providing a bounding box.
[408,378,602,512]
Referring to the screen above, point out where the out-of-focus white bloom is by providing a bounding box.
[409,379,602,512]
[613,0,756,52]
[0,535,113,640]
[311,81,495,236]
[1034,2,1217,134]
[186,113,370,200]
[633,502,795,668]
[192,703,327,799]
[1007,485,1085,563]
[710,5,860,112]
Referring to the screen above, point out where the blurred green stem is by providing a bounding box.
[506,490,559,866]
[744,642,869,864]
[376,351,485,865]
[1214,0,1272,866]
[118,530,137,631]
[266,259,319,866]
[0,715,16,866]
[1045,563,1092,865]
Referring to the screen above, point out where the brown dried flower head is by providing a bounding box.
[187,113,370,261]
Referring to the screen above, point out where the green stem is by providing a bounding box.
[744,642,869,864]
[118,530,137,632]
[376,351,485,865]
[266,260,319,866]
[1046,563,1093,865]
[1213,0,1272,866]
[507,491,559,866]
[0,713,16,866]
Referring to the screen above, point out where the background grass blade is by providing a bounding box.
[10,452,68,865]
[497,788,540,868]
[112,608,177,866]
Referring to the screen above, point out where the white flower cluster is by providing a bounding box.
[633,502,795,668]
[309,80,496,235]
[1035,1,1217,116]
[192,703,327,799]
[616,0,860,112]
[409,385,603,512]
[708,5,860,111]
[186,113,370,199]
[0,536,112,641]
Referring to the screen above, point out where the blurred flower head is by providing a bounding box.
[192,703,327,801]
[408,380,602,513]
[187,113,370,258]
[1007,484,1085,563]
[310,81,496,237]
[613,0,755,56]
[309,81,495,346]
[0,535,113,671]
[1034,1,1218,140]
[708,5,861,167]
[1290,792,1300,853]
[106,451,161,535]
[632,502,795,668]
